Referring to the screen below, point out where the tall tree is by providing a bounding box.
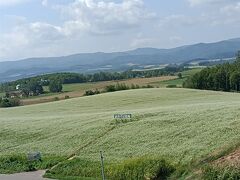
[49,80,63,93]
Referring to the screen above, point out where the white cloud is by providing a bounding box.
[159,14,207,28]
[221,2,240,14]
[188,0,217,6]
[169,36,183,43]
[0,0,157,60]
[171,0,240,27]
[56,0,156,35]
[0,21,66,59]
[0,0,29,7]
[187,0,239,6]
[41,0,48,6]
[1,0,240,61]
[130,37,155,48]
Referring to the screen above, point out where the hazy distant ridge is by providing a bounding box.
[0,38,240,82]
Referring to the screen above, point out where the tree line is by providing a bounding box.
[0,79,63,108]
[184,52,240,92]
[84,83,154,96]
[0,66,182,93]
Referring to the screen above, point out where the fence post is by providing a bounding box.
[100,151,106,180]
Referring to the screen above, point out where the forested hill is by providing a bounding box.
[184,52,240,92]
[0,38,240,82]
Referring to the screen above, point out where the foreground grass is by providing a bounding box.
[0,155,64,174]
[1,88,240,178]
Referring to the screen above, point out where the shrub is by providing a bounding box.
[166,85,177,88]
[53,97,60,101]
[0,155,29,173]
[115,83,129,91]
[105,83,137,92]
[146,85,154,88]
[85,90,95,96]
[178,73,183,79]
[95,89,100,94]
[84,89,100,96]
[106,157,175,180]
[135,85,140,89]
[0,98,20,108]
[131,84,136,89]
[105,85,116,92]
[142,85,154,89]
[0,155,64,174]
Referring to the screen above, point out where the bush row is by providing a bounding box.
[84,83,154,96]
[0,98,20,108]
[0,155,64,174]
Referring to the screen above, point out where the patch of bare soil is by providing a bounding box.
[0,170,52,180]
[214,148,240,167]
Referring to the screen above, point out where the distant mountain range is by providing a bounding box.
[1,38,240,82]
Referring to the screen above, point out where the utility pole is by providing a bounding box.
[100,151,106,180]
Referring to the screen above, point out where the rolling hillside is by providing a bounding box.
[1,88,240,179]
[0,38,240,82]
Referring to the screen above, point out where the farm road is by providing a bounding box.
[0,170,53,180]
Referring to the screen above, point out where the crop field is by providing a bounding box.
[21,76,176,105]
[1,88,240,179]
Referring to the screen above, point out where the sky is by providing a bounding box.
[0,0,240,61]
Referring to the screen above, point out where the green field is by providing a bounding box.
[150,78,184,87]
[1,88,240,179]
[43,82,102,93]
[181,68,203,76]
[21,76,177,105]
[150,68,202,87]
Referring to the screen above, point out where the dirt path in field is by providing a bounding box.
[49,125,118,172]
[214,148,240,167]
[0,171,53,180]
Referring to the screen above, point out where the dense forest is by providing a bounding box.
[184,52,240,91]
[0,66,182,93]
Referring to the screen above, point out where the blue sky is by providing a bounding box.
[0,0,240,61]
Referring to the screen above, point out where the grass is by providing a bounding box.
[1,88,240,178]
[181,68,202,77]
[150,68,202,88]
[150,78,184,87]
[203,165,240,179]
[45,156,176,180]
[21,76,176,105]
[0,155,64,174]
